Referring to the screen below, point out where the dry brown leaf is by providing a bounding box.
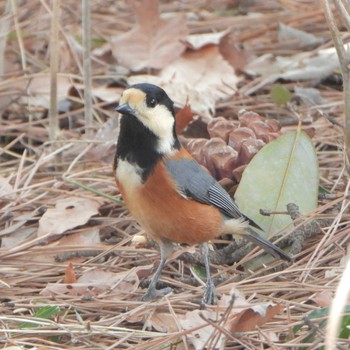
[219,33,248,70]
[175,104,194,134]
[37,197,101,237]
[179,309,225,350]
[312,291,334,307]
[20,74,72,109]
[111,0,188,71]
[1,227,36,248]
[178,287,284,349]
[64,263,77,284]
[186,30,230,50]
[58,228,101,246]
[228,303,284,333]
[92,86,123,103]
[146,312,179,333]
[87,117,119,163]
[41,269,139,298]
[128,45,241,119]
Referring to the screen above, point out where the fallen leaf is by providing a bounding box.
[244,46,347,94]
[87,117,119,163]
[0,210,41,237]
[179,309,225,350]
[128,45,241,118]
[0,175,15,200]
[313,291,334,307]
[235,131,319,235]
[228,303,284,332]
[41,269,139,299]
[20,74,72,109]
[294,86,324,106]
[58,228,101,246]
[175,104,194,134]
[111,0,188,71]
[91,85,123,103]
[147,312,179,333]
[278,23,324,49]
[1,227,36,248]
[37,197,101,237]
[219,33,248,70]
[186,30,229,50]
[64,263,77,284]
[270,84,292,106]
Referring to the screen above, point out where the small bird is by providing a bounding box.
[114,83,291,304]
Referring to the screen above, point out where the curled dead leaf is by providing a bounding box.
[64,263,77,284]
[175,104,194,134]
[228,303,284,333]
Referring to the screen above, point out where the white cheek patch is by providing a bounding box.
[116,159,143,194]
[137,104,175,154]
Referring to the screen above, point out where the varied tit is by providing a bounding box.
[114,83,291,305]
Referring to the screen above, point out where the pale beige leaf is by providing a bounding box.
[20,74,72,109]
[111,0,188,71]
[128,46,241,119]
[179,309,225,350]
[87,117,120,163]
[313,291,334,307]
[41,269,139,298]
[278,23,324,48]
[58,228,101,246]
[146,312,179,333]
[186,30,230,50]
[1,227,36,248]
[37,197,101,237]
[0,175,15,200]
[92,85,123,103]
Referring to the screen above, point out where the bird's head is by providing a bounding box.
[116,83,178,154]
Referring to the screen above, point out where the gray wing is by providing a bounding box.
[164,158,243,219]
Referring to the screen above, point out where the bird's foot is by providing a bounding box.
[201,280,216,307]
[140,286,173,301]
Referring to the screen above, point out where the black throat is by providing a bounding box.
[115,114,180,181]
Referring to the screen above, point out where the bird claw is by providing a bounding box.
[140,287,173,301]
[201,280,216,306]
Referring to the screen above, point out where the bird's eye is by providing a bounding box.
[148,97,157,108]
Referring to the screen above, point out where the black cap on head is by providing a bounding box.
[130,83,175,116]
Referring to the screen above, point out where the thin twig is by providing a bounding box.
[82,0,93,140]
[322,0,350,170]
[49,0,61,145]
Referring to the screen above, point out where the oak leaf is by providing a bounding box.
[111,0,188,71]
[128,45,241,118]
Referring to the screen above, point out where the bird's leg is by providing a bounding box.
[201,243,216,305]
[141,239,173,301]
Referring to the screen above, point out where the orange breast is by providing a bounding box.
[117,159,223,245]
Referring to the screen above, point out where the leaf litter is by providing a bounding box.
[0,0,350,349]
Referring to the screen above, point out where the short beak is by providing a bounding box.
[115,103,134,115]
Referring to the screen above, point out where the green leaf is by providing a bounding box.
[19,305,60,329]
[270,85,293,106]
[190,263,207,281]
[235,130,319,236]
[319,185,331,194]
[291,306,350,349]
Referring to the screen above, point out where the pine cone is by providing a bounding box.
[183,111,282,184]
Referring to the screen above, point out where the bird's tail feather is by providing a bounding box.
[245,232,292,262]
